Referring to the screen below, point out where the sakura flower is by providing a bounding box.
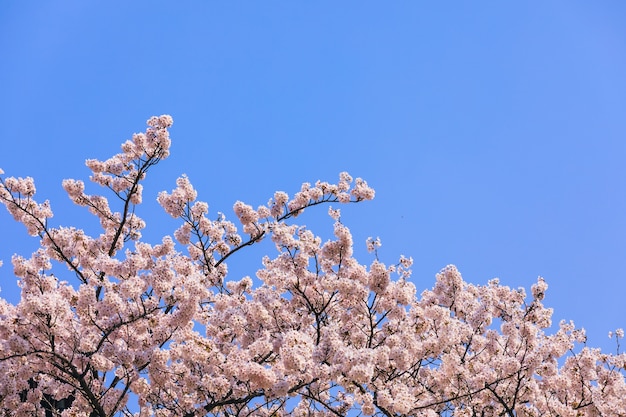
[1,116,624,417]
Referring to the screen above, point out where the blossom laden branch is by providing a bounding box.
[0,116,625,417]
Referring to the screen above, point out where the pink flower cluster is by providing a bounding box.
[0,175,52,236]
[0,116,624,416]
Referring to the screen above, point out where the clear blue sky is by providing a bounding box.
[1,2,625,353]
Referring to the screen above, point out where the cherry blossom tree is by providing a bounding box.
[1,115,625,417]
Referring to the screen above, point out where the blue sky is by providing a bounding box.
[1,2,626,353]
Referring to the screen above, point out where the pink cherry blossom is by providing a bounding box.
[0,116,624,416]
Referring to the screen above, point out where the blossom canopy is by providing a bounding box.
[0,116,625,416]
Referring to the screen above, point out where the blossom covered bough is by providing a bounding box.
[0,116,625,417]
